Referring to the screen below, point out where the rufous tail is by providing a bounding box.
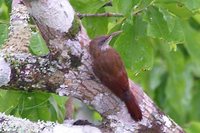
[124,90,142,121]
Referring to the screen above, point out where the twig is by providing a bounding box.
[77,12,124,19]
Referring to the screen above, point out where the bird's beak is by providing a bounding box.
[104,31,123,45]
[110,30,123,38]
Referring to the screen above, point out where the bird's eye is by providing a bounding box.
[99,38,107,45]
[101,39,106,44]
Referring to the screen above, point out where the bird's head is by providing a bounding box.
[89,31,122,57]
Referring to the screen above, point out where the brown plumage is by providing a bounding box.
[89,32,142,121]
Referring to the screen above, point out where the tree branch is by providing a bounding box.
[77,13,124,19]
[0,112,101,133]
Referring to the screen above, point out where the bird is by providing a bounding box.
[89,31,142,121]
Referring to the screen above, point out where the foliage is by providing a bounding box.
[70,0,200,130]
[0,90,66,122]
[0,0,200,131]
[29,32,49,56]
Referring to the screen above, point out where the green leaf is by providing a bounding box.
[167,19,184,44]
[145,6,170,39]
[0,2,9,20]
[159,43,192,124]
[190,14,200,30]
[108,18,126,45]
[159,8,185,44]
[149,60,166,90]
[182,0,200,11]
[69,0,109,13]
[185,122,200,133]
[82,8,108,38]
[108,18,125,34]
[93,111,102,121]
[29,32,49,56]
[133,0,155,14]
[112,0,136,15]
[156,1,193,18]
[0,23,8,46]
[18,92,51,121]
[17,92,66,122]
[114,17,153,75]
[0,90,21,114]
[165,71,192,124]
[182,21,200,77]
[48,96,65,122]
[190,81,200,120]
